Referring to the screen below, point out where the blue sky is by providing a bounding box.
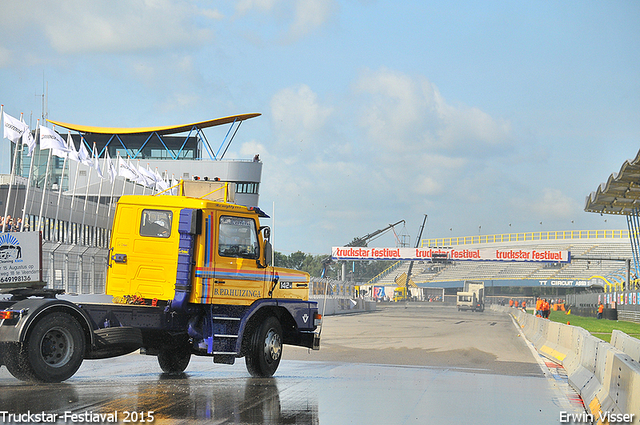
[1,1,639,255]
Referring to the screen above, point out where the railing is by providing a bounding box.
[367,260,403,285]
[421,230,629,247]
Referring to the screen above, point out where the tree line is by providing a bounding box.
[273,251,396,282]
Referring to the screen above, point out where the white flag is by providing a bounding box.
[3,112,27,143]
[154,168,168,191]
[39,126,70,157]
[92,144,103,178]
[105,150,117,183]
[137,163,156,188]
[22,127,36,156]
[67,133,80,162]
[170,176,179,195]
[78,140,92,166]
[117,154,139,181]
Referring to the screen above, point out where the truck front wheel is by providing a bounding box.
[5,312,85,382]
[158,345,191,374]
[245,316,282,378]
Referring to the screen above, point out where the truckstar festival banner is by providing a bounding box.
[332,247,570,263]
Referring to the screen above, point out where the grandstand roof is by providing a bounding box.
[585,149,640,216]
[47,113,261,135]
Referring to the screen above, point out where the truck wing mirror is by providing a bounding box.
[257,226,272,268]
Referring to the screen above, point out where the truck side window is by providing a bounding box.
[218,216,259,259]
[140,209,172,238]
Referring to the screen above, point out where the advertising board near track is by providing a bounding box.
[0,231,41,286]
[332,247,570,263]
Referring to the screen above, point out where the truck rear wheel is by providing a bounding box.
[5,312,85,382]
[245,316,282,378]
[158,345,191,374]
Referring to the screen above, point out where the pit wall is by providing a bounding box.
[490,305,640,420]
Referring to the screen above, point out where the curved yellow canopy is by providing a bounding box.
[47,113,261,135]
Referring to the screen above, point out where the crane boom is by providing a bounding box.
[346,220,406,247]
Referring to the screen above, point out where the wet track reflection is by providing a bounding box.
[0,358,322,424]
[0,305,585,424]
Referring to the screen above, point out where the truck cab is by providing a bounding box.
[107,192,309,305]
[456,281,485,312]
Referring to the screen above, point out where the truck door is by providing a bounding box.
[107,206,179,300]
[194,211,267,305]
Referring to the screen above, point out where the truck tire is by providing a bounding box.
[245,316,282,378]
[158,345,191,374]
[5,312,85,383]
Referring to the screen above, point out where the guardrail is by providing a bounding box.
[491,305,640,420]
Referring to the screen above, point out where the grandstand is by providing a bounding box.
[368,230,633,290]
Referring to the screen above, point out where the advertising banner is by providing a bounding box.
[332,246,570,263]
[0,232,41,286]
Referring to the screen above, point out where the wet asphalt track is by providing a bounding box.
[0,303,585,424]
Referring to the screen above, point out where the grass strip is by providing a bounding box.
[544,309,640,343]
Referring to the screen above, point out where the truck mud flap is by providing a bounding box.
[85,327,143,359]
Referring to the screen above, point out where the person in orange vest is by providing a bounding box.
[597,302,604,319]
[542,299,550,319]
[536,298,543,317]
[521,300,526,312]
[514,300,519,308]
[509,299,514,308]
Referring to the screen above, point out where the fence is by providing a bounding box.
[41,242,108,294]
[422,229,629,248]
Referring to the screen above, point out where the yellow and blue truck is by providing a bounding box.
[0,180,321,382]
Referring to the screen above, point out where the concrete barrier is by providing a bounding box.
[490,304,640,419]
[611,329,640,362]
[312,297,376,316]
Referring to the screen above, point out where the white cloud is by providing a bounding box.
[288,0,338,40]
[236,0,278,14]
[529,188,582,219]
[0,47,12,67]
[355,67,512,153]
[270,84,333,151]
[0,1,217,56]
[234,0,338,41]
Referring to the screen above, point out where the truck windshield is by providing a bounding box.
[218,216,259,259]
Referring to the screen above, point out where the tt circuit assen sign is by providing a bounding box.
[332,247,570,263]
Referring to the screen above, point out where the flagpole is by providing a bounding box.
[80,137,93,245]
[128,158,137,196]
[54,134,71,241]
[42,125,61,229]
[21,124,38,231]
[138,160,147,195]
[67,138,81,243]
[37,147,53,233]
[2,109,24,232]
[94,153,105,229]
[27,120,43,221]
[105,151,117,224]
[1,105,6,232]
[118,153,128,199]
[107,174,117,223]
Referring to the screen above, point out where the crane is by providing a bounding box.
[321,220,405,278]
